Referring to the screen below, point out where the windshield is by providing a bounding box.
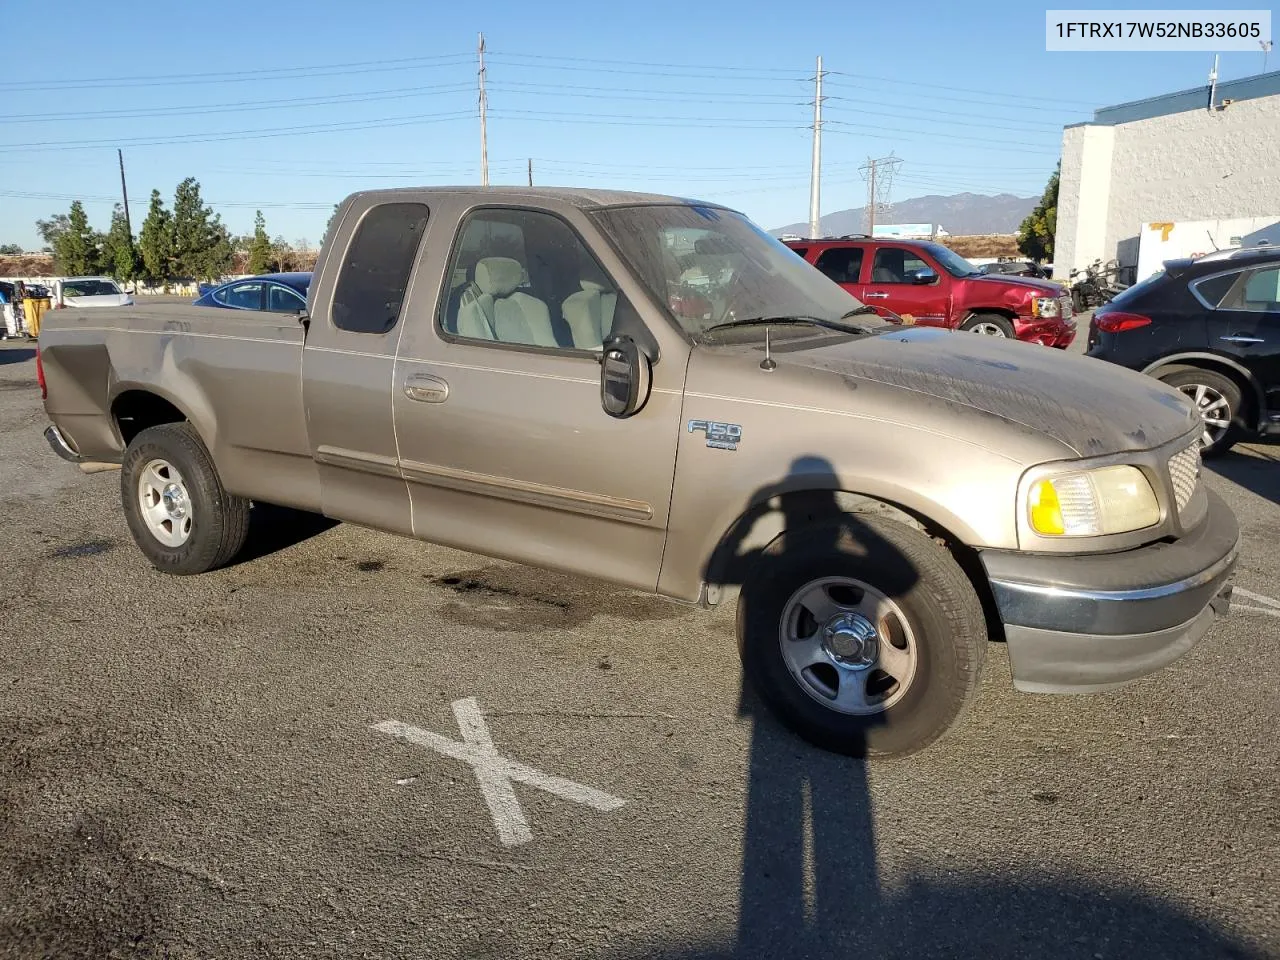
[590,204,878,339]
[920,242,979,278]
[62,279,122,297]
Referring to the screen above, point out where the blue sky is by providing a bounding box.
[1,0,1272,249]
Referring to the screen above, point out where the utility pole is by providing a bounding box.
[478,32,489,186]
[1208,54,1219,111]
[807,55,824,239]
[117,148,132,236]
[528,158,533,187]
[1262,40,1272,73]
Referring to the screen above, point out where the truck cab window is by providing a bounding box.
[332,202,429,334]
[441,208,622,351]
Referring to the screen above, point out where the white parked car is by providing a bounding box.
[53,277,133,308]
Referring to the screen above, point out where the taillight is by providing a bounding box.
[36,345,46,400]
[1094,311,1152,333]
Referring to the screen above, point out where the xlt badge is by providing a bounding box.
[688,419,742,451]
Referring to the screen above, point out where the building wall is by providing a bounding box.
[1056,124,1115,276]
[1055,86,1280,278]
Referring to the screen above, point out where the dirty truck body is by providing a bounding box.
[39,188,1239,756]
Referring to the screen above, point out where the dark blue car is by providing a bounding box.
[194,272,312,313]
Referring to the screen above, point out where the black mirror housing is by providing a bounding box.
[600,335,651,418]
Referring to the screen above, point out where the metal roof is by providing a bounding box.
[1067,69,1280,128]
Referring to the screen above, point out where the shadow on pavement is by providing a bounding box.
[1208,444,1280,507]
[227,502,339,567]
[613,455,1268,959]
[0,347,36,365]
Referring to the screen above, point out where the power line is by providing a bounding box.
[824,122,1058,154]
[0,53,473,92]
[0,111,475,153]
[486,50,811,77]
[0,82,475,123]
[824,71,1096,108]
[484,55,809,83]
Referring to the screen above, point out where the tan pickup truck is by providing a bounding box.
[38,188,1239,756]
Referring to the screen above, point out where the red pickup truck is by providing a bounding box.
[784,237,1076,348]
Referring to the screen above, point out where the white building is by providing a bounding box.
[1055,69,1280,283]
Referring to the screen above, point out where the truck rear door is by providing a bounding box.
[301,199,430,533]
[390,200,688,592]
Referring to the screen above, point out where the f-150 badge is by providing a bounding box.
[688,419,742,451]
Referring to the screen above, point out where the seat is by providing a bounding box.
[561,280,618,349]
[457,256,557,348]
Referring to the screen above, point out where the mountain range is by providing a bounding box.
[771,192,1038,238]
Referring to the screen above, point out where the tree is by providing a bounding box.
[324,203,340,241]
[36,213,71,256]
[170,177,233,281]
[1017,164,1059,263]
[247,210,272,274]
[50,201,103,275]
[102,204,138,284]
[138,189,173,287]
[0,243,22,255]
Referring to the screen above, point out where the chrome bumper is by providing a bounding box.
[45,424,87,463]
[981,490,1239,693]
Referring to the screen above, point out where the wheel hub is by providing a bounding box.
[161,484,187,519]
[822,612,878,667]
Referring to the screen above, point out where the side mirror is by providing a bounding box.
[599,334,651,419]
[910,268,938,285]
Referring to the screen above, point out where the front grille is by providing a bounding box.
[1168,442,1201,515]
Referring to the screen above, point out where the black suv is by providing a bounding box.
[1087,246,1280,457]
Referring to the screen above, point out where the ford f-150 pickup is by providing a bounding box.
[37,187,1239,757]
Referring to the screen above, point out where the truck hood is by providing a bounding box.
[968,273,1065,296]
[780,325,1198,456]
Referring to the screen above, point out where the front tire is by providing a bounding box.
[1157,368,1242,458]
[737,516,986,757]
[120,423,250,575]
[959,313,1015,338]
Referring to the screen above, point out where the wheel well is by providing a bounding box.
[112,390,187,446]
[704,489,1004,642]
[967,307,1016,319]
[1149,359,1259,427]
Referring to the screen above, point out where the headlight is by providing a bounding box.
[1028,465,1160,536]
[1031,296,1061,318]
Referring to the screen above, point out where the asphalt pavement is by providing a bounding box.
[1,332,1277,960]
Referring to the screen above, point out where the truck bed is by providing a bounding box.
[40,302,320,511]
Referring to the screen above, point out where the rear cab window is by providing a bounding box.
[331,202,430,334]
[814,247,864,284]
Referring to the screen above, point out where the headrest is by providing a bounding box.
[580,280,611,293]
[474,257,524,297]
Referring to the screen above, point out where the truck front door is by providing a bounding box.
[301,199,430,534]
[391,202,688,592]
[858,245,951,327]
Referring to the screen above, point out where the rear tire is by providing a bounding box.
[1156,368,1242,458]
[959,313,1015,339]
[120,423,250,575]
[737,516,986,757]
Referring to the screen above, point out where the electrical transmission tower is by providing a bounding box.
[859,154,902,235]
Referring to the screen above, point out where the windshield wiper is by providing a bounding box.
[844,303,909,326]
[704,315,872,336]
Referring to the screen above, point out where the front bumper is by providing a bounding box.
[980,489,1239,693]
[1014,315,1077,349]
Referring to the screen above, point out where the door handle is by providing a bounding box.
[863,292,889,299]
[1219,334,1265,345]
[404,373,449,403]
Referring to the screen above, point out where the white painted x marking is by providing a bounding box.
[373,697,626,847]
[1232,585,1280,619]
